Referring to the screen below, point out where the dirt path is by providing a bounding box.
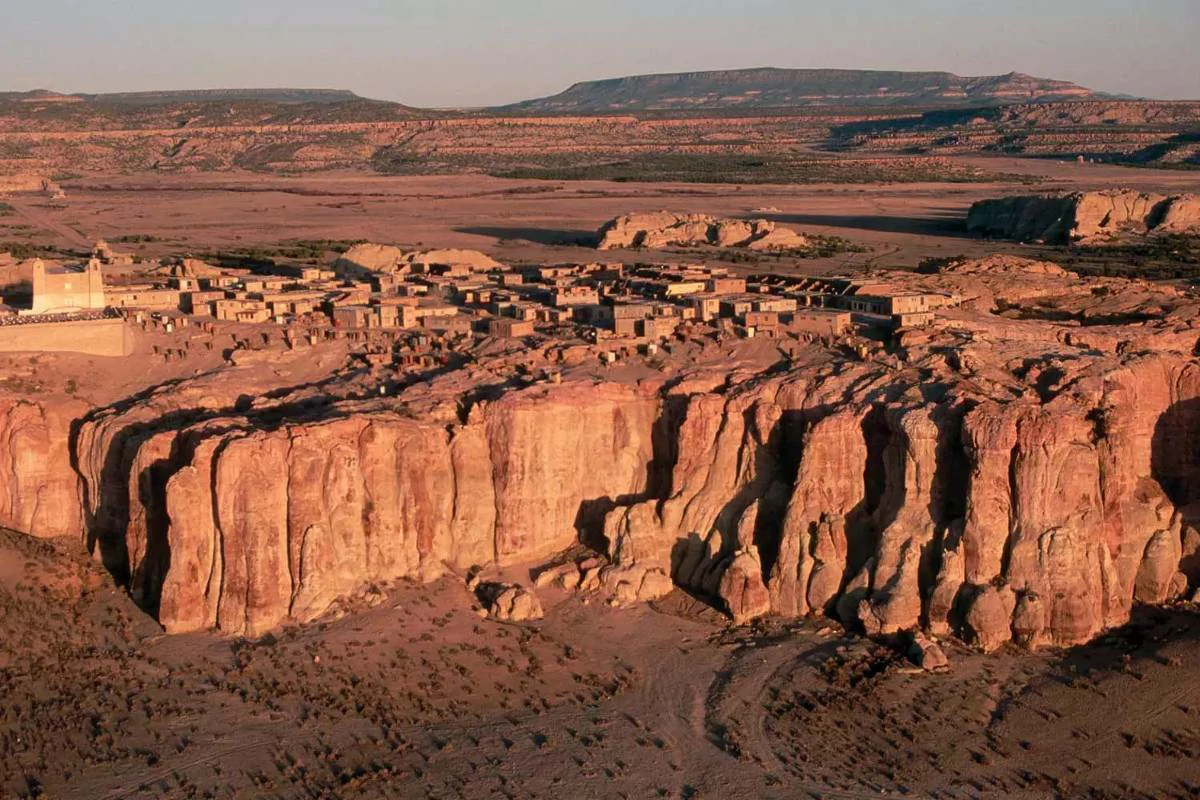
[5,197,91,249]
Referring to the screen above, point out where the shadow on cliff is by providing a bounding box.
[1151,397,1200,511]
[67,370,401,617]
[573,393,691,554]
[1152,397,1200,583]
[454,226,599,247]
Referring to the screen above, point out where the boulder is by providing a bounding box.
[484,583,544,623]
[718,546,771,624]
[908,633,950,671]
[963,585,1017,652]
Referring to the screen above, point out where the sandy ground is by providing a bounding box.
[2,528,1199,799]
[3,156,1200,798]
[1,156,1196,279]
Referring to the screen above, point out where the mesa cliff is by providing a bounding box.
[0,395,85,538]
[2,257,1199,651]
[968,190,1200,243]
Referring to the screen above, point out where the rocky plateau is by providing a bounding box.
[3,256,1200,656]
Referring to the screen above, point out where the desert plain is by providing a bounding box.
[1,84,1200,800]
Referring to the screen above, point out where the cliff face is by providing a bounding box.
[602,353,1200,650]
[967,190,1200,243]
[0,395,85,538]
[69,382,661,636]
[3,343,1199,648]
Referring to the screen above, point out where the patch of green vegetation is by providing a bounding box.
[672,234,869,263]
[1042,234,1200,281]
[486,153,1039,185]
[0,203,13,217]
[193,240,364,270]
[0,241,57,259]
[0,377,40,394]
[112,234,164,244]
[370,145,426,174]
[194,250,280,271]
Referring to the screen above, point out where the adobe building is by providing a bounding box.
[25,258,107,315]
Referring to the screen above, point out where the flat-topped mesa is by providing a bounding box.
[597,212,809,251]
[967,190,1200,244]
[5,254,1200,650]
[69,380,663,636]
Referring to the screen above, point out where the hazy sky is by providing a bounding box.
[2,0,1197,105]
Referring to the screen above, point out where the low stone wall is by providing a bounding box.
[0,317,131,356]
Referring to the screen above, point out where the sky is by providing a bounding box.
[1,0,1197,106]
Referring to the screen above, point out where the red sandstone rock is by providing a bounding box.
[968,190,1200,243]
[597,212,809,251]
[7,256,1200,649]
[0,395,85,539]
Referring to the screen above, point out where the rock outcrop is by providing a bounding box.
[967,190,1200,243]
[479,583,544,623]
[71,381,661,636]
[599,349,1200,651]
[0,395,85,538]
[4,256,1200,650]
[8,345,1200,647]
[597,212,809,251]
[335,244,501,277]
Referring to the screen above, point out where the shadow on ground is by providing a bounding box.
[455,226,599,247]
[753,209,973,239]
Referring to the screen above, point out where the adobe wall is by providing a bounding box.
[0,318,131,356]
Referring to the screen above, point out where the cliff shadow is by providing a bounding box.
[454,226,599,247]
[573,393,690,555]
[68,373,366,616]
[1152,397,1200,583]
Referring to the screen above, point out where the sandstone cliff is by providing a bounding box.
[6,346,1200,646]
[0,395,85,538]
[3,258,1200,650]
[597,212,809,251]
[69,380,661,635]
[967,190,1200,243]
[600,352,1200,650]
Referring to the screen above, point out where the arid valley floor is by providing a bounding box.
[3,119,1200,800]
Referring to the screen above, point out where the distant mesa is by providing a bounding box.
[502,68,1103,113]
[597,211,810,251]
[78,88,365,105]
[968,190,1200,244]
[0,87,367,107]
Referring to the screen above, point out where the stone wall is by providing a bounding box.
[0,318,131,357]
